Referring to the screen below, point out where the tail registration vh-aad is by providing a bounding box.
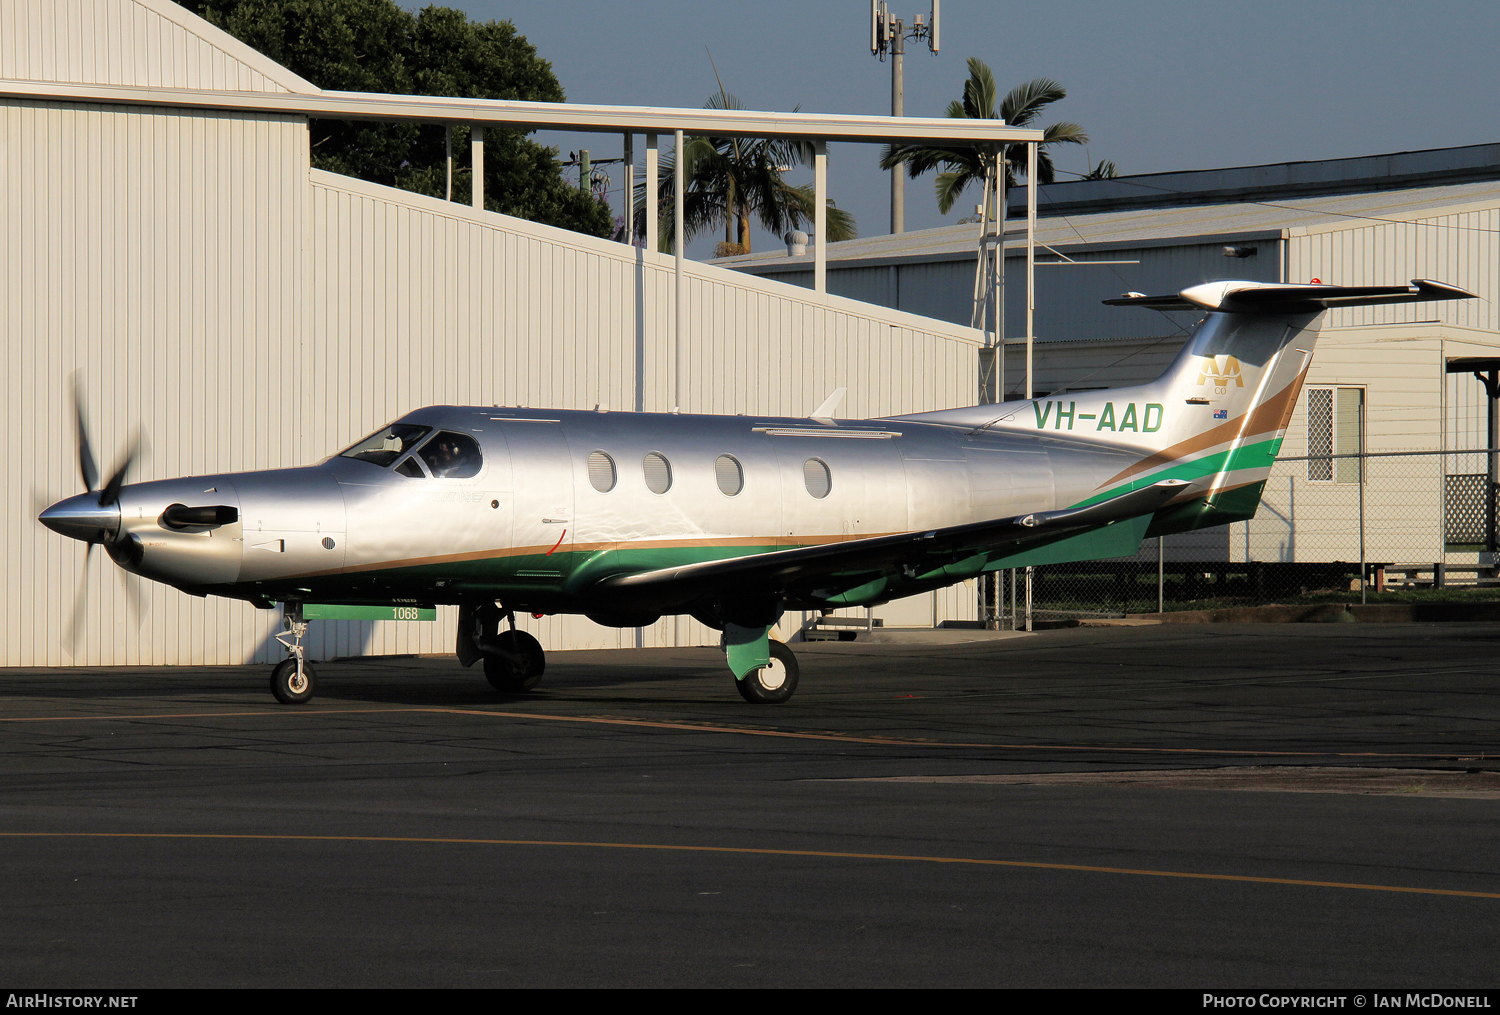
[39,279,1475,704]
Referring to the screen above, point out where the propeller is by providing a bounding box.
[53,375,145,654]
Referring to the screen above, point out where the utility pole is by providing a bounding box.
[870,1,939,234]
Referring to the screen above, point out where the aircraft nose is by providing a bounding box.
[39,493,120,543]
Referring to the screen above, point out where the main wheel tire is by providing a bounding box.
[270,658,316,705]
[735,641,799,704]
[483,630,546,692]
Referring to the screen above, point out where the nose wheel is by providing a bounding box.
[270,657,317,704]
[270,604,316,704]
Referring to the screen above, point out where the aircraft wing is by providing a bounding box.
[597,478,1187,601]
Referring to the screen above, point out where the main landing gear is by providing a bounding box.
[271,605,316,704]
[457,603,546,694]
[723,622,799,704]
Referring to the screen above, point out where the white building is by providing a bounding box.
[0,0,1022,666]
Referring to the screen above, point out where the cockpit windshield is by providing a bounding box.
[339,424,432,468]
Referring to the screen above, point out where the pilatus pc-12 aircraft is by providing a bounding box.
[40,279,1474,704]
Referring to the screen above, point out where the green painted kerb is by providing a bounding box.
[302,604,436,621]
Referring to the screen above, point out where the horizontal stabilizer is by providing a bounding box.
[1104,278,1477,314]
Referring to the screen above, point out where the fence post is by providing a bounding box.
[1434,562,1446,589]
[1358,407,1367,606]
[1157,536,1165,614]
[1024,566,1034,632]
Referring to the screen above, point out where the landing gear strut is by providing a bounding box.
[461,603,546,693]
[271,604,316,704]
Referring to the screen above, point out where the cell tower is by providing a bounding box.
[870,1,938,234]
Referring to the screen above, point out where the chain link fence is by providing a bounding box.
[981,450,1500,628]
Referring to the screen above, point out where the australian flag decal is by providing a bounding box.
[1213,409,1228,419]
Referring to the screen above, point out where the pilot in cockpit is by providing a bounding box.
[420,433,483,479]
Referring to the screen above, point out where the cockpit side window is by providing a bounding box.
[418,431,484,479]
[394,456,427,479]
[339,424,433,468]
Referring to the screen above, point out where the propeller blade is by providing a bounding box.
[65,541,96,655]
[98,427,140,507]
[118,567,146,631]
[71,374,98,494]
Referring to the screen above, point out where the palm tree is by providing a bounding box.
[880,58,1089,215]
[638,90,856,255]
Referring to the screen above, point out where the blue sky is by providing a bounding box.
[412,1,1500,258]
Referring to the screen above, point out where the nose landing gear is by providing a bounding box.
[271,605,316,704]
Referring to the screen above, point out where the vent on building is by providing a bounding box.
[643,452,672,494]
[803,458,831,499]
[715,454,743,496]
[587,451,616,492]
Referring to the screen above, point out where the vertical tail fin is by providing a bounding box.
[1092,279,1476,528]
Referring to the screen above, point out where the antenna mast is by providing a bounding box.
[870,1,938,234]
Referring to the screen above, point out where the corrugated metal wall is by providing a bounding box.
[1291,208,1500,331]
[2,1,982,666]
[0,0,312,93]
[2,98,311,666]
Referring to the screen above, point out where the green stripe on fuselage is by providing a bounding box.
[1068,436,1283,510]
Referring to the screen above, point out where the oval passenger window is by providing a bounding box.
[715,454,743,496]
[588,451,616,493]
[803,458,831,499]
[643,452,672,494]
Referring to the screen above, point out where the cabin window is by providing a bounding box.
[1307,387,1363,483]
[643,452,672,494]
[339,424,431,468]
[588,451,617,493]
[418,431,484,479]
[804,458,831,499]
[715,454,743,496]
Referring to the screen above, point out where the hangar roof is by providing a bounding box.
[721,175,1500,271]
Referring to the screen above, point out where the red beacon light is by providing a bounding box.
[1309,278,1322,284]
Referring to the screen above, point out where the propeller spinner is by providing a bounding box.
[37,377,145,648]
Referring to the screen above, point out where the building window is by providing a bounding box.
[1307,387,1363,483]
[714,454,743,496]
[587,451,616,493]
[643,452,672,494]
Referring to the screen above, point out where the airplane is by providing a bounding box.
[39,278,1474,705]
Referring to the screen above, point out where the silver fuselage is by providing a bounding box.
[96,405,1139,613]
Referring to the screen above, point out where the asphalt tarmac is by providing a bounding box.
[2,623,1499,988]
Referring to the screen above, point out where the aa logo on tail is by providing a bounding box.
[1197,355,1244,395]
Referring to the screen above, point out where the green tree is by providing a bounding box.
[176,0,613,237]
[880,57,1090,215]
[642,88,856,255]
